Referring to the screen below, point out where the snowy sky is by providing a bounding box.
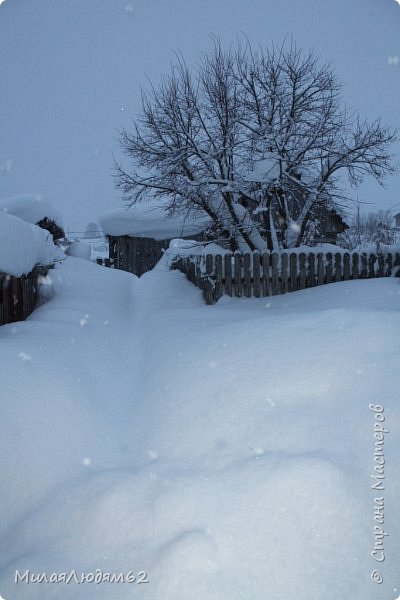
[0,0,400,232]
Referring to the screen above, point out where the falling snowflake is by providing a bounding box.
[82,457,91,467]
[18,352,31,361]
[0,158,12,173]
[79,314,89,326]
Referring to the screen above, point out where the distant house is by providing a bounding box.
[239,159,349,247]
[310,202,348,245]
[394,213,400,228]
[99,204,210,277]
[240,192,348,247]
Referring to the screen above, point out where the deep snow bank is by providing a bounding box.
[0,211,64,276]
[0,257,399,600]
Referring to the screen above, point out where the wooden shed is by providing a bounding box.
[311,203,349,245]
[99,205,210,277]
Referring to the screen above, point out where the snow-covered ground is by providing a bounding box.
[0,256,399,599]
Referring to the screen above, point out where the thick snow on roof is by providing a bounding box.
[0,212,64,276]
[99,204,210,239]
[0,194,64,228]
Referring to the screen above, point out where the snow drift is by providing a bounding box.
[0,257,398,599]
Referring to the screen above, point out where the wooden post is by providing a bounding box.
[289,253,298,291]
[215,254,223,300]
[205,254,214,278]
[368,254,376,278]
[394,253,400,277]
[317,253,324,286]
[334,253,342,282]
[271,253,279,295]
[253,252,261,298]
[224,254,233,297]
[299,253,306,289]
[377,254,384,277]
[203,279,216,305]
[281,253,288,293]
[243,253,252,297]
[308,254,316,287]
[234,252,242,297]
[326,253,333,283]
[386,253,393,277]
[262,253,270,297]
[352,253,359,279]
[343,253,350,280]
[360,253,368,278]
[3,276,13,323]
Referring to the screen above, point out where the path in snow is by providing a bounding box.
[0,256,399,600]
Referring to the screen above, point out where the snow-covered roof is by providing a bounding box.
[99,203,210,240]
[0,194,64,228]
[0,212,64,277]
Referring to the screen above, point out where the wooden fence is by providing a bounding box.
[172,251,400,304]
[0,266,50,326]
[107,232,205,277]
[96,258,114,268]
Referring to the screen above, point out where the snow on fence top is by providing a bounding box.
[0,212,65,277]
[0,194,64,228]
[99,204,210,240]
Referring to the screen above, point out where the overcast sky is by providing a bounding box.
[0,0,399,231]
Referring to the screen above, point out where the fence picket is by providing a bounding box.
[394,253,400,277]
[334,253,342,282]
[243,254,252,297]
[386,254,393,277]
[308,254,316,287]
[262,253,270,296]
[360,254,368,278]
[352,253,359,279]
[343,254,350,280]
[281,253,288,293]
[271,253,279,295]
[289,253,298,291]
[299,253,306,289]
[368,254,376,278]
[317,254,324,285]
[253,252,261,298]
[215,254,223,301]
[377,254,385,277]
[224,254,233,296]
[234,252,242,297]
[326,253,333,283]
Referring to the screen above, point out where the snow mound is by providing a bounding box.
[0,194,64,228]
[0,258,398,600]
[65,241,92,260]
[0,211,65,276]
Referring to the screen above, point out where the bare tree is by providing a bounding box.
[115,39,398,251]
